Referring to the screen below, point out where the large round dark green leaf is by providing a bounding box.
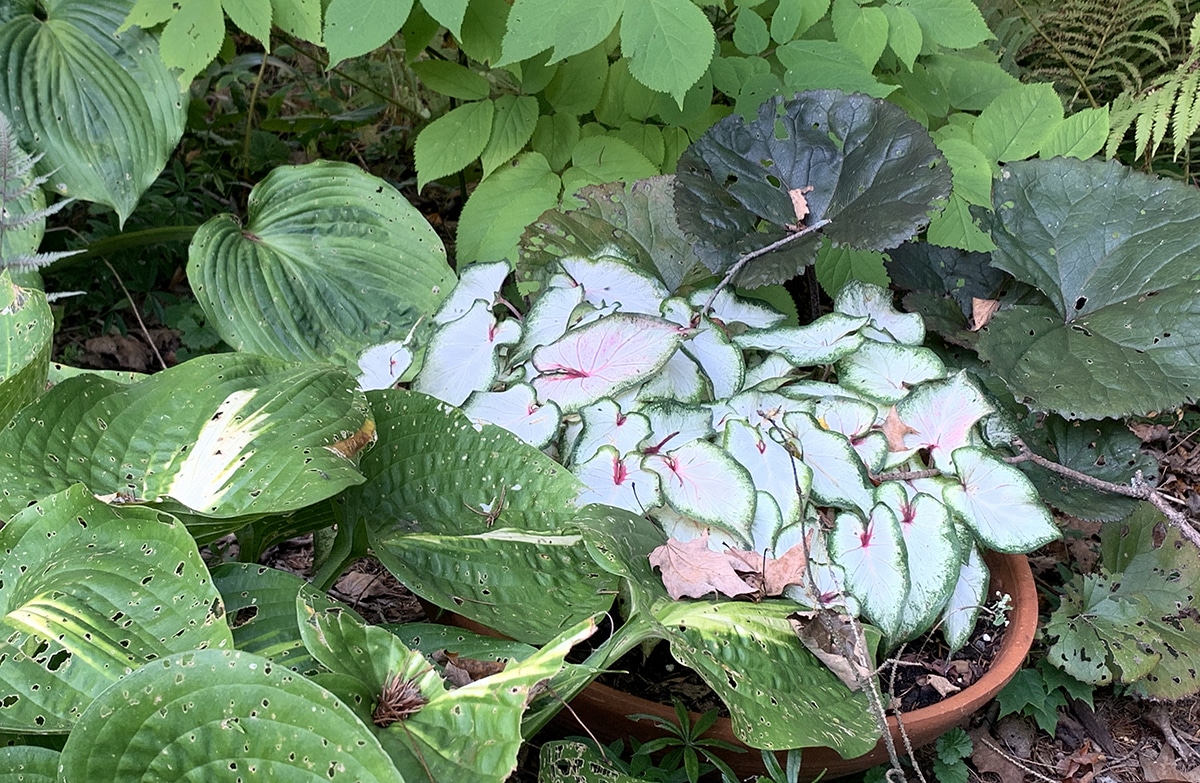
[0,485,231,733]
[57,649,403,782]
[674,90,951,286]
[189,161,455,373]
[0,0,186,223]
[978,158,1200,418]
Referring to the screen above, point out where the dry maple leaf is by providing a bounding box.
[649,532,756,600]
[881,406,918,452]
[725,533,813,597]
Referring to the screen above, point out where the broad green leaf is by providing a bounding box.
[924,54,1021,112]
[270,0,322,41]
[814,239,890,299]
[415,100,495,189]
[158,0,224,89]
[770,0,807,42]
[0,273,50,427]
[1038,106,1110,160]
[457,152,562,264]
[978,158,1200,418]
[0,0,187,224]
[733,6,769,55]
[409,60,491,100]
[611,122,665,168]
[595,59,658,126]
[974,84,1064,163]
[481,95,539,177]
[458,0,508,63]
[497,0,623,64]
[0,354,371,525]
[836,340,946,403]
[0,485,231,733]
[620,0,714,107]
[420,0,468,38]
[414,300,522,406]
[324,0,412,66]
[926,193,998,252]
[943,447,1059,552]
[57,649,401,781]
[561,136,658,206]
[1045,572,1160,687]
[733,312,867,366]
[463,383,562,448]
[530,313,683,411]
[830,505,908,639]
[223,0,272,45]
[531,113,581,171]
[543,46,608,116]
[935,137,993,207]
[900,0,992,49]
[0,745,56,780]
[831,0,889,70]
[777,41,895,99]
[189,160,453,373]
[645,439,756,541]
[882,4,922,70]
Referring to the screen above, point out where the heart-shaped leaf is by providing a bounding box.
[572,398,652,463]
[783,412,875,515]
[415,300,523,407]
[734,312,867,366]
[829,504,909,639]
[835,340,946,403]
[573,444,664,513]
[722,418,809,530]
[894,371,994,472]
[875,484,960,640]
[0,745,57,780]
[835,280,925,345]
[645,439,756,541]
[189,161,454,375]
[560,254,671,316]
[433,260,511,324]
[943,447,1060,553]
[463,383,562,447]
[940,545,988,651]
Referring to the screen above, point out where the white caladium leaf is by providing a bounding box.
[748,490,785,554]
[836,341,946,404]
[875,483,960,640]
[813,397,878,440]
[572,398,653,464]
[638,349,706,403]
[830,505,909,640]
[784,412,875,515]
[659,296,694,327]
[531,313,683,411]
[722,418,809,530]
[852,431,889,474]
[640,400,715,452]
[512,284,584,363]
[574,445,663,514]
[689,287,787,329]
[646,439,756,540]
[782,380,868,403]
[684,316,745,399]
[560,254,670,316]
[895,371,994,472]
[943,447,1060,553]
[940,546,989,652]
[711,389,799,431]
[734,313,867,366]
[835,280,925,345]
[653,505,746,552]
[356,340,413,391]
[785,525,860,613]
[462,383,562,448]
[415,300,522,406]
[434,260,512,324]
[742,353,797,390]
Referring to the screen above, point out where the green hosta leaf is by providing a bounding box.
[562,136,658,207]
[974,83,1063,163]
[457,152,562,264]
[190,160,453,374]
[0,0,187,224]
[0,485,231,733]
[0,273,50,427]
[830,505,909,639]
[409,59,490,100]
[978,158,1200,418]
[481,95,539,178]
[943,447,1059,553]
[1039,107,1109,160]
[620,0,714,107]
[733,312,866,366]
[324,0,412,66]
[415,100,494,189]
[645,440,757,542]
[831,0,889,70]
[836,341,946,403]
[0,745,57,780]
[57,649,401,781]
[539,741,639,783]
[900,0,992,49]
[0,354,371,526]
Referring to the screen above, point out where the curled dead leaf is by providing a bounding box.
[788,609,872,691]
[326,418,377,458]
[970,297,1001,331]
[881,406,918,452]
[649,532,756,600]
[789,186,814,223]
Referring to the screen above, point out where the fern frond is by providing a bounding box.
[0,249,82,273]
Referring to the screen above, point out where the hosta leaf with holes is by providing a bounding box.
[978,157,1200,418]
[940,545,988,651]
[462,383,561,448]
[211,563,358,676]
[675,91,950,285]
[530,313,683,411]
[836,340,946,403]
[734,312,866,366]
[830,505,909,640]
[347,389,615,644]
[414,300,522,407]
[0,353,372,528]
[0,0,187,223]
[56,649,402,782]
[645,439,756,543]
[189,161,454,375]
[0,272,50,427]
[0,745,57,780]
[0,485,231,733]
[943,447,1059,553]
[539,741,639,783]
[573,444,663,514]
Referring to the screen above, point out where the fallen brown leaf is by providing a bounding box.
[970,297,1001,331]
[1143,745,1200,783]
[789,186,814,223]
[725,532,813,596]
[968,728,1026,783]
[788,609,872,691]
[649,532,756,600]
[881,406,918,452]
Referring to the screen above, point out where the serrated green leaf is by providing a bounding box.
[974,83,1064,163]
[459,0,508,63]
[1038,107,1110,160]
[457,152,562,264]
[409,59,491,100]
[620,0,715,107]
[926,193,997,252]
[530,113,580,171]
[900,0,992,49]
[777,40,895,98]
[562,136,658,206]
[158,0,224,88]
[270,0,322,41]
[881,4,922,70]
[415,99,494,189]
[498,0,623,65]
[925,54,1021,112]
[935,137,992,207]
[543,45,608,116]
[595,58,658,126]
[223,0,272,45]
[612,122,665,167]
[479,95,538,178]
[419,0,468,38]
[324,0,410,64]
[831,0,889,70]
[733,6,769,55]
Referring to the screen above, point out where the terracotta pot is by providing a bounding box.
[424,551,1037,781]
[553,552,1037,781]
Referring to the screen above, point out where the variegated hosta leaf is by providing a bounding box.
[829,505,909,640]
[722,418,809,530]
[836,340,946,403]
[415,300,523,407]
[190,161,455,374]
[531,313,683,411]
[0,272,50,427]
[895,371,995,472]
[835,280,925,345]
[463,383,561,448]
[684,316,745,399]
[943,447,1060,553]
[0,485,231,733]
[645,439,756,543]
[0,0,187,223]
[573,445,663,513]
[571,398,652,464]
[433,260,511,324]
[940,545,989,651]
[783,412,875,515]
[560,254,670,316]
[0,353,372,526]
[734,312,867,366]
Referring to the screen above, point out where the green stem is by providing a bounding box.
[57,225,201,271]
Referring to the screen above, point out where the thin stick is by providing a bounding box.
[701,219,829,316]
[102,259,167,371]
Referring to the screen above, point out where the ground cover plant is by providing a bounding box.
[2,1,1200,782]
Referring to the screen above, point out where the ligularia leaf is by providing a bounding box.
[943,447,1060,553]
[415,300,522,406]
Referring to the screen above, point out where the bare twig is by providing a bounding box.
[701,219,830,316]
[102,259,167,372]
